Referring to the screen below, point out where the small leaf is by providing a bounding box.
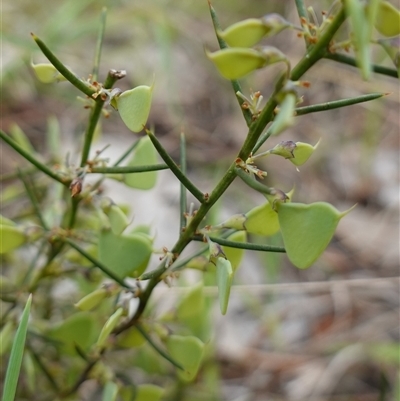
[216,257,233,315]
[117,326,147,348]
[98,230,153,279]
[222,231,247,271]
[101,199,129,235]
[0,225,27,254]
[2,295,32,401]
[219,14,292,48]
[134,384,165,401]
[102,381,119,401]
[96,307,124,349]
[74,288,109,311]
[245,201,280,236]
[165,335,204,382]
[116,85,153,132]
[31,62,67,83]
[48,312,97,355]
[289,140,320,166]
[123,136,158,190]
[206,48,268,80]
[177,283,204,319]
[270,93,296,135]
[277,202,355,269]
[218,214,246,231]
[375,1,400,37]
[9,124,35,155]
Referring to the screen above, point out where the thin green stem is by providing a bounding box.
[0,130,69,186]
[89,164,168,174]
[208,1,253,126]
[146,129,205,203]
[18,171,49,230]
[63,238,131,288]
[179,131,188,233]
[80,100,104,167]
[31,34,96,97]
[92,7,107,82]
[252,125,273,154]
[295,0,308,23]
[325,53,398,78]
[113,140,140,166]
[135,323,184,370]
[295,92,387,116]
[235,168,274,196]
[192,235,285,253]
[66,197,80,230]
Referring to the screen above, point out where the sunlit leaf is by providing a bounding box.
[375,1,400,37]
[245,201,280,236]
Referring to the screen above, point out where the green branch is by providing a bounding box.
[31,34,96,97]
[325,53,398,78]
[92,7,107,82]
[235,167,274,195]
[0,130,69,186]
[192,235,286,253]
[89,164,168,174]
[295,92,387,116]
[146,129,205,203]
[179,131,188,233]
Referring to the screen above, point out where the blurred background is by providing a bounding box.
[2,0,399,400]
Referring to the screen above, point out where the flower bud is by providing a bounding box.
[69,177,83,198]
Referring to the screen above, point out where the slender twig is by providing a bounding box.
[135,323,184,370]
[145,129,205,203]
[89,164,168,174]
[235,168,274,196]
[295,0,308,23]
[66,197,80,230]
[28,345,60,391]
[0,130,69,186]
[208,1,253,126]
[325,53,398,78]
[179,131,188,233]
[63,238,131,288]
[92,7,107,82]
[295,92,387,116]
[31,34,96,97]
[252,125,273,154]
[18,171,49,230]
[80,100,104,167]
[192,235,285,253]
[113,140,140,166]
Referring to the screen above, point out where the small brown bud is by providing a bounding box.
[69,177,83,197]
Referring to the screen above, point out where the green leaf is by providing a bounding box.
[165,335,204,382]
[270,93,296,135]
[101,199,129,235]
[0,225,27,254]
[216,257,233,315]
[2,294,32,401]
[0,215,16,226]
[375,1,400,37]
[9,124,35,155]
[116,85,153,133]
[98,229,153,279]
[277,202,355,269]
[48,312,97,355]
[96,307,124,348]
[245,201,280,236]
[289,140,320,166]
[31,61,67,83]
[75,288,109,311]
[134,384,165,401]
[117,326,147,348]
[102,381,119,401]
[123,136,158,190]
[206,48,267,80]
[219,14,292,48]
[222,231,247,271]
[177,282,204,319]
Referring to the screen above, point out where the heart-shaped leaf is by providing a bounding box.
[245,201,280,236]
[165,335,204,382]
[123,136,158,190]
[277,202,354,269]
[98,229,153,279]
[115,85,153,132]
[375,1,400,37]
[216,257,233,315]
